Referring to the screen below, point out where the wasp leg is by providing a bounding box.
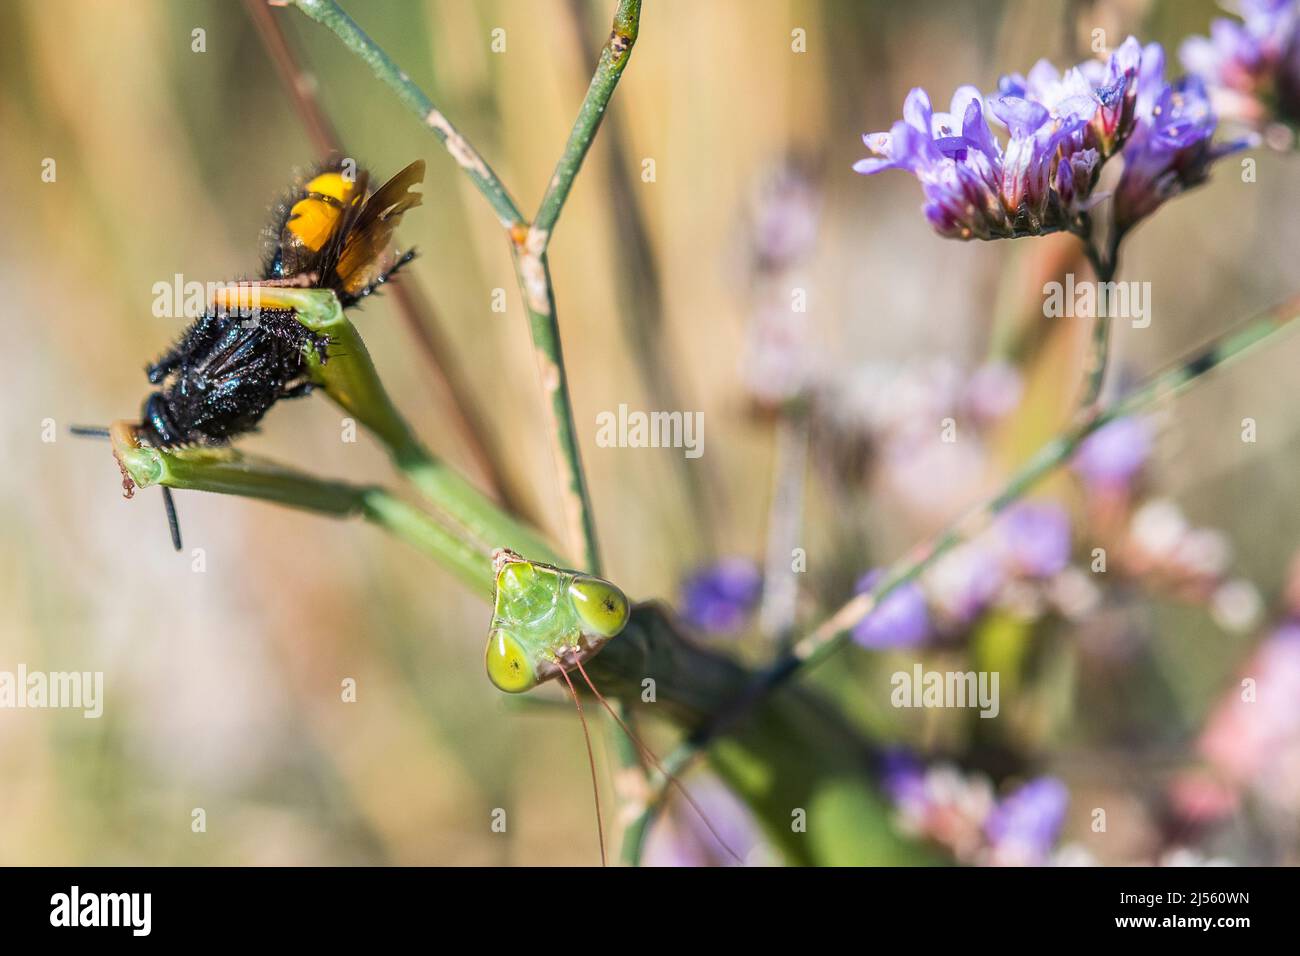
[280,381,315,400]
[147,350,184,385]
[161,486,183,551]
[339,248,418,308]
[69,425,111,438]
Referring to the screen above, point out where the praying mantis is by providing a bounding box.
[486,546,741,865]
[103,284,738,866]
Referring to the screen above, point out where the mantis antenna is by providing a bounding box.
[557,666,606,867]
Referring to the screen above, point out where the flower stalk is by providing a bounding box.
[1076,223,1121,411]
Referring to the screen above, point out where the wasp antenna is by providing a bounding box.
[574,659,744,865]
[161,486,183,552]
[557,666,606,867]
[69,425,111,439]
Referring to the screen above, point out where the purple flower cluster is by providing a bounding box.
[852,570,930,648]
[679,558,762,635]
[854,39,1141,239]
[1181,0,1300,133]
[1072,415,1152,492]
[641,774,766,866]
[878,751,1071,865]
[856,37,1245,239]
[984,776,1070,866]
[997,502,1073,578]
[849,502,1077,649]
[879,748,928,808]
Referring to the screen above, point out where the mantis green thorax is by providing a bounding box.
[486,549,630,693]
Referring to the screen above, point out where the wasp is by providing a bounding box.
[74,159,426,549]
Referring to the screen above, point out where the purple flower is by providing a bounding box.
[748,161,821,271]
[855,40,1143,240]
[679,558,762,635]
[984,777,1070,865]
[852,570,930,648]
[1072,416,1152,491]
[879,748,927,805]
[1200,623,1300,795]
[857,37,1253,241]
[878,748,935,823]
[1114,44,1253,234]
[998,502,1072,578]
[926,542,1005,625]
[854,87,1005,240]
[963,361,1024,422]
[641,775,765,866]
[997,37,1143,158]
[1180,0,1300,132]
[855,86,1072,240]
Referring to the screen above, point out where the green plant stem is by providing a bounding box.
[624,293,1300,848]
[1077,230,1121,411]
[758,409,808,645]
[290,0,524,229]
[115,443,493,592]
[532,0,641,243]
[510,0,645,573]
[518,0,645,817]
[511,248,602,573]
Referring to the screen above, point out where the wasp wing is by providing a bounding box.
[331,159,425,297]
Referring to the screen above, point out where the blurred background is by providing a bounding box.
[2,0,1298,865]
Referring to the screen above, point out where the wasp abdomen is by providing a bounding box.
[139,310,318,448]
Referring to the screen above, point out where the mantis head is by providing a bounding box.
[485,549,630,693]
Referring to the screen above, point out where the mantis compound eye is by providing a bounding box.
[568,575,630,639]
[485,628,539,693]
